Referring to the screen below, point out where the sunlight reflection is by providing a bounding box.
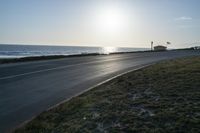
[102,47,117,54]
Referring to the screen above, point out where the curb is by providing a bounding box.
[12,62,156,132]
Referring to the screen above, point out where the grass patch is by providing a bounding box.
[15,56,200,133]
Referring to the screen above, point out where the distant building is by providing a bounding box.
[191,46,200,50]
[154,45,167,51]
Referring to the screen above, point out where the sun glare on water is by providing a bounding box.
[103,47,117,54]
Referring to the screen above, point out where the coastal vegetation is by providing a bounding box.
[15,56,200,133]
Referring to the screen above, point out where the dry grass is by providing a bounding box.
[15,56,200,133]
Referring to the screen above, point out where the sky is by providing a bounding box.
[0,0,200,48]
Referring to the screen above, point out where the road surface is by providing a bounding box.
[0,50,199,132]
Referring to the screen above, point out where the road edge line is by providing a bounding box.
[12,62,156,132]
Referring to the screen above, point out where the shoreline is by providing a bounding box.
[0,53,103,64]
[0,48,196,64]
[0,50,152,64]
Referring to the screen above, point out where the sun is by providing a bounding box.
[93,6,127,34]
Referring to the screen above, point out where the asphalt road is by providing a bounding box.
[0,50,199,132]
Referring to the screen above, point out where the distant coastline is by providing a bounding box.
[0,51,149,64]
[0,44,149,59]
[1,44,198,64]
[0,48,198,64]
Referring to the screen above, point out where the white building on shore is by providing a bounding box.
[154,45,167,51]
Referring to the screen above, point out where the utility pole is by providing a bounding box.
[151,41,153,51]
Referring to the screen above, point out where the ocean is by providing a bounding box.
[0,44,149,58]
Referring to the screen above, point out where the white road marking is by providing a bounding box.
[0,56,147,80]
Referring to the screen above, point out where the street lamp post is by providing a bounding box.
[151,41,153,51]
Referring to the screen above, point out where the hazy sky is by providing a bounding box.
[0,0,200,48]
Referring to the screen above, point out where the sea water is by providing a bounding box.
[0,44,149,58]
